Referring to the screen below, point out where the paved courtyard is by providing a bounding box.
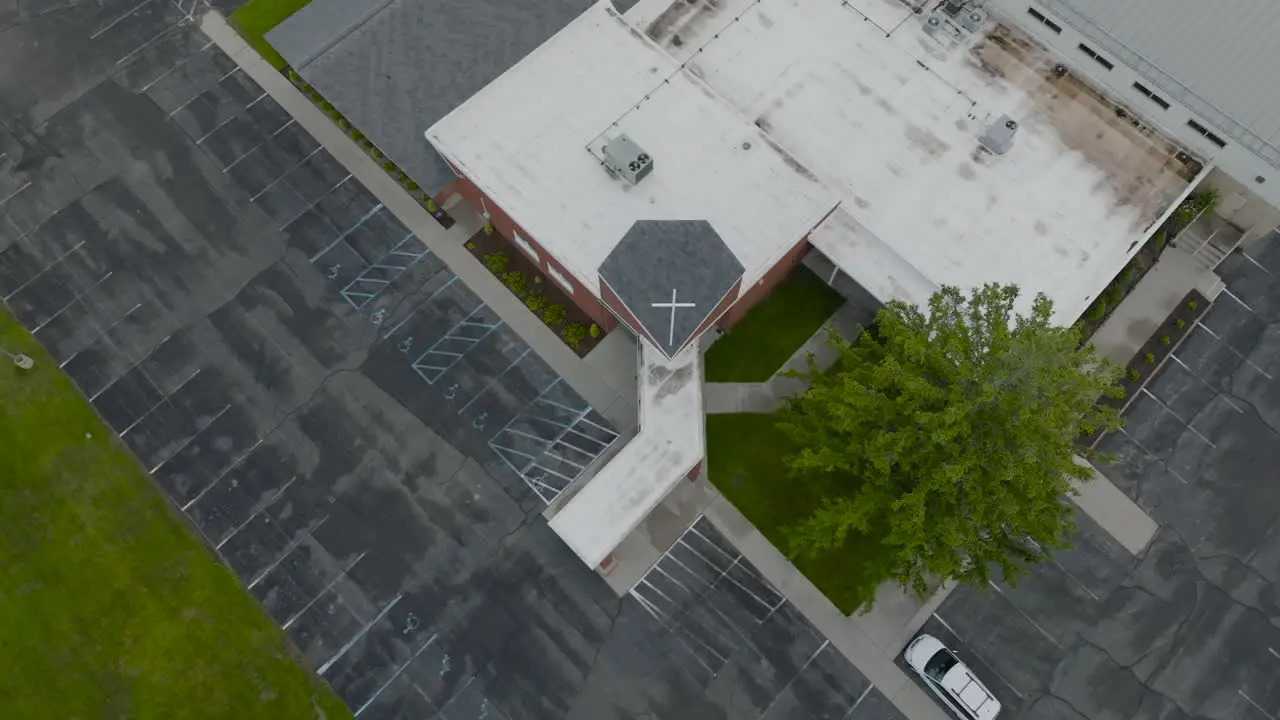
[0,2,905,718]
[906,234,1280,720]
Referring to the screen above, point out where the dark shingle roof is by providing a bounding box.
[267,0,603,192]
[600,220,744,357]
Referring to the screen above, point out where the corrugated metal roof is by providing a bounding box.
[1038,0,1280,166]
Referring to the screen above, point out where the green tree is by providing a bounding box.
[778,284,1122,610]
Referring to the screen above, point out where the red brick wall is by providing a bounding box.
[719,239,811,329]
[601,278,659,347]
[445,173,616,331]
[687,278,743,346]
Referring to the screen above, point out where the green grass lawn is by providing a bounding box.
[704,265,844,383]
[0,312,350,719]
[705,412,888,614]
[229,0,314,70]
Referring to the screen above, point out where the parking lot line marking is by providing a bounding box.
[195,113,240,145]
[308,202,384,262]
[1140,388,1216,448]
[58,302,142,369]
[4,239,85,301]
[1240,252,1275,276]
[1166,354,1246,413]
[246,516,329,590]
[277,172,354,230]
[214,474,297,550]
[842,685,873,718]
[281,551,368,630]
[150,403,231,473]
[116,21,180,67]
[34,271,113,334]
[90,0,154,39]
[1270,647,1280,660]
[1239,690,1278,720]
[181,438,264,511]
[120,365,196,436]
[354,632,440,717]
[1220,287,1256,314]
[139,38,215,91]
[456,348,531,414]
[931,612,956,636]
[318,594,404,675]
[0,180,31,208]
[758,640,829,719]
[988,581,1061,648]
[1194,322,1274,379]
[250,146,322,201]
[1117,427,1189,484]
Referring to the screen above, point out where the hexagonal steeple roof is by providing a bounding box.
[599,220,745,357]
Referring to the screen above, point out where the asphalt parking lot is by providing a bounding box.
[0,2,907,718]
[902,235,1280,720]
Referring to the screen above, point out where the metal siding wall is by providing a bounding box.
[1027,0,1280,152]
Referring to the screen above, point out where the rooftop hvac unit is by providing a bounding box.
[602,133,654,185]
[959,7,987,32]
[979,115,1018,155]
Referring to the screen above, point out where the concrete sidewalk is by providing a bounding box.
[201,11,638,434]
[703,300,864,414]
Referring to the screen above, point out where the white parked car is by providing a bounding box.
[904,634,1001,720]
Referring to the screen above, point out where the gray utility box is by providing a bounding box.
[602,134,654,185]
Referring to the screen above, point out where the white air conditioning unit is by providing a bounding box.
[602,134,654,185]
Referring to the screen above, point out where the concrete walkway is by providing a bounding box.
[703,300,864,414]
[1090,244,1223,367]
[201,11,638,435]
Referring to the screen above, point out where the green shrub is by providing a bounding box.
[483,252,510,274]
[1087,300,1106,321]
[533,275,543,284]
[1152,231,1167,251]
[542,304,567,326]
[1143,352,1156,364]
[1102,283,1124,307]
[287,69,300,83]
[371,148,383,160]
[383,161,397,173]
[352,131,365,141]
[406,181,419,191]
[1187,300,1198,311]
[501,270,527,298]
[1128,369,1141,382]
[337,118,349,131]
[1159,335,1171,346]
[563,323,587,348]
[466,241,477,250]
[525,293,546,313]
[588,323,600,338]
[1175,318,1186,329]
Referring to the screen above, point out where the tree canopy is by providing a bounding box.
[777,283,1122,611]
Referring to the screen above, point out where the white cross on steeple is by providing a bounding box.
[652,288,696,347]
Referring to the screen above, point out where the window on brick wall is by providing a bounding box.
[511,230,539,261]
[546,264,574,295]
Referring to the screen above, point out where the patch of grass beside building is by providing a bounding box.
[704,412,888,615]
[704,265,844,383]
[0,312,350,719]
[229,0,313,70]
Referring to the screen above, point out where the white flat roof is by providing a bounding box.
[427,1,838,296]
[629,0,1195,324]
[548,342,703,568]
